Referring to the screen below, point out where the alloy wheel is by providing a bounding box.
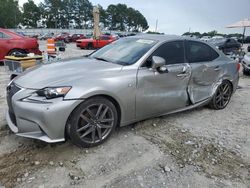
[214,82,232,109]
[77,103,115,144]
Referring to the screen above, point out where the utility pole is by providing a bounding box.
[155,19,158,33]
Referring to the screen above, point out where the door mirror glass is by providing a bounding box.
[152,56,166,69]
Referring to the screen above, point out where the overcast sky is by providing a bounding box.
[19,0,250,35]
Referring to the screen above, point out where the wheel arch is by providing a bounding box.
[213,77,234,94]
[209,78,234,110]
[7,48,27,55]
[65,94,122,139]
[224,79,233,90]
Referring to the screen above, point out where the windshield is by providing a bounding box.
[90,38,157,65]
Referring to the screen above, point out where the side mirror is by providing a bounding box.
[152,56,166,70]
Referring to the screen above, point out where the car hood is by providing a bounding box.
[14,57,122,89]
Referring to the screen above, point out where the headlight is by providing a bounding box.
[36,87,71,99]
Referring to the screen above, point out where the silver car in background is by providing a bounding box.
[6,35,240,147]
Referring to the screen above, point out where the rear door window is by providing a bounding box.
[186,41,219,63]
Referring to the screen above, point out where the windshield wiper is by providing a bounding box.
[94,57,109,62]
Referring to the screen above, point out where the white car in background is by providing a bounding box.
[200,36,211,42]
[242,46,250,75]
[212,36,224,39]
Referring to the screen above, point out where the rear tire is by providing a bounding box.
[67,97,118,147]
[209,80,233,110]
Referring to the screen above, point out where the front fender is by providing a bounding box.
[64,75,137,126]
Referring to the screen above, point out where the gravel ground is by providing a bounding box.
[0,41,249,188]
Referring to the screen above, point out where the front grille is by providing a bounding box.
[6,82,21,125]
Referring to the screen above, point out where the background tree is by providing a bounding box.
[39,0,66,28]
[182,31,242,38]
[98,5,108,28]
[0,0,22,28]
[68,0,93,29]
[22,0,40,28]
[106,4,118,30]
[39,0,93,29]
[0,0,149,31]
[106,4,148,31]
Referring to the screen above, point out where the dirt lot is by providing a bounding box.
[0,42,249,188]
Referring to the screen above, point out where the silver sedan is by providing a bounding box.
[6,35,240,147]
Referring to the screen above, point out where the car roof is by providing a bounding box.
[130,34,199,43]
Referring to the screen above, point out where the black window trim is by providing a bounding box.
[185,40,220,64]
[141,39,186,68]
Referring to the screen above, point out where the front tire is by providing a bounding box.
[209,80,233,110]
[67,97,118,147]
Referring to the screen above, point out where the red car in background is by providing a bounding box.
[0,28,41,61]
[54,32,70,42]
[54,33,85,43]
[76,35,117,49]
[68,34,86,42]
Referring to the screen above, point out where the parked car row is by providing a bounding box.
[54,33,86,43]
[14,30,137,42]
[238,36,250,44]
[208,38,241,55]
[38,32,55,40]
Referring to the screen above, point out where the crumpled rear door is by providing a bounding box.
[188,61,223,103]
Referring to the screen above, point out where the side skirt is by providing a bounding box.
[120,97,211,127]
[160,97,211,116]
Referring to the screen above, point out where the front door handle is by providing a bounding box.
[177,73,189,77]
[177,66,189,78]
[214,66,221,71]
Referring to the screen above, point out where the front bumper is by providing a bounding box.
[6,84,82,143]
[6,111,65,143]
